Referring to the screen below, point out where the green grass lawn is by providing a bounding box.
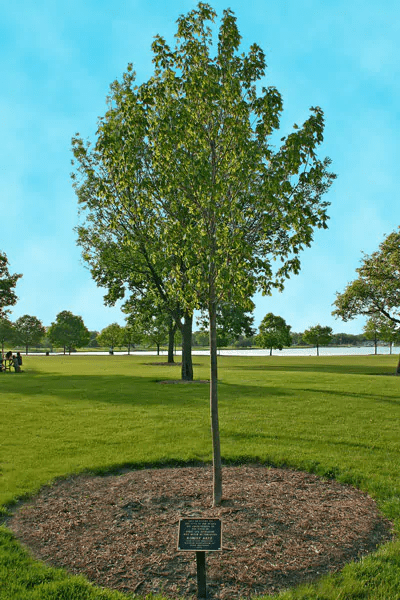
[1,354,399,599]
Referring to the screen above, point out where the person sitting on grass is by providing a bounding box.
[13,354,21,373]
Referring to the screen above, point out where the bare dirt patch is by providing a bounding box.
[7,465,393,599]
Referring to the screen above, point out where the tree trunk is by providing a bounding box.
[157,343,160,356]
[209,296,222,507]
[396,355,400,376]
[181,312,193,381]
[316,343,319,356]
[167,316,176,364]
[25,345,28,355]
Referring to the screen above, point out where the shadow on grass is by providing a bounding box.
[6,373,298,406]
[224,430,388,452]
[227,361,398,376]
[295,386,400,404]
[4,373,199,406]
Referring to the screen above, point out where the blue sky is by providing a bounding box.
[1,0,399,334]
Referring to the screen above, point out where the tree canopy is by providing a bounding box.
[0,317,15,353]
[333,229,400,326]
[256,313,291,355]
[14,315,45,354]
[72,3,335,505]
[97,323,123,350]
[48,311,90,354]
[0,252,22,318]
[197,301,255,348]
[302,324,333,356]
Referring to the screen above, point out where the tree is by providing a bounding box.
[256,313,291,355]
[97,323,123,351]
[365,315,400,355]
[302,325,333,356]
[0,252,22,318]
[0,317,15,353]
[72,4,335,505]
[333,229,400,374]
[192,330,209,347]
[73,168,194,379]
[14,315,45,354]
[291,332,304,346]
[363,317,379,355]
[121,324,142,354]
[378,321,400,354]
[47,311,90,354]
[333,229,400,326]
[142,313,169,355]
[197,301,255,348]
[124,297,177,362]
[331,332,366,346]
[88,331,99,348]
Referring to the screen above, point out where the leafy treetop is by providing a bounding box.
[257,313,292,354]
[0,252,22,318]
[333,229,400,326]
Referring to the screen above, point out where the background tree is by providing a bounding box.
[363,317,379,355]
[197,301,255,349]
[233,334,256,348]
[97,323,123,351]
[72,4,335,505]
[333,228,400,326]
[256,313,292,355]
[73,160,194,379]
[302,325,333,356]
[290,332,305,346]
[124,298,177,363]
[364,315,400,355]
[14,315,45,355]
[88,331,99,348]
[192,330,210,347]
[121,324,142,354]
[331,332,366,346]
[378,321,400,354]
[142,314,169,355]
[47,311,90,354]
[0,317,15,353]
[0,252,22,318]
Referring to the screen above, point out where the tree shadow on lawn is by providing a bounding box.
[10,374,295,407]
[295,386,400,405]
[226,430,389,453]
[218,380,399,406]
[7,374,193,407]
[227,361,397,376]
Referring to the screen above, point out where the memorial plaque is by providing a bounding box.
[177,518,222,551]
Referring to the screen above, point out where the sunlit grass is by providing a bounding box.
[1,353,399,599]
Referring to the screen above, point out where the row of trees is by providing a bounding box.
[256,315,333,356]
[257,314,400,356]
[0,313,165,355]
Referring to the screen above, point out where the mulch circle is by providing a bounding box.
[7,465,394,599]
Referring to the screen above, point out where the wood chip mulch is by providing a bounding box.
[7,465,393,599]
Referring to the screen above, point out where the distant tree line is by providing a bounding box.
[3,306,399,357]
